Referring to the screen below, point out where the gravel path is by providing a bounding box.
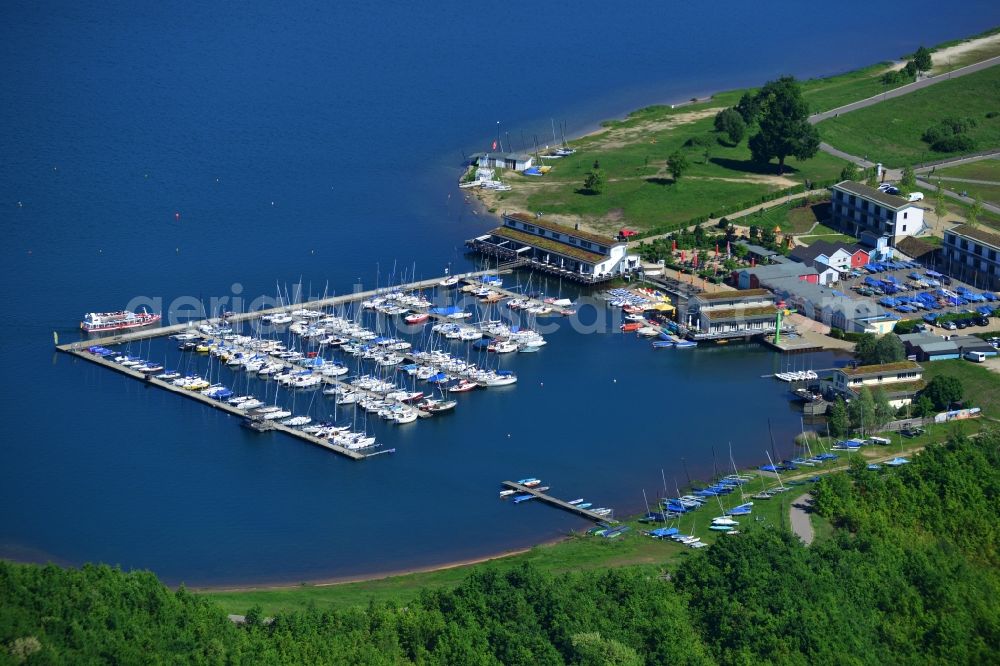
[789,493,815,545]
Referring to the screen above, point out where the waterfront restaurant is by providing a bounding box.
[466,212,637,283]
[684,289,781,340]
[828,360,924,408]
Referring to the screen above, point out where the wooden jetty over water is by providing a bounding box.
[501,481,618,524]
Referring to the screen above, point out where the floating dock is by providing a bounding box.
[501,481,618,524]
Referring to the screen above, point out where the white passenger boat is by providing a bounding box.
[81,309,160,332]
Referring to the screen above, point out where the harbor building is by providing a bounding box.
[471,151,534,172]
[466,212,639,283]
[828,360,924,408]
[761,277,896,334]
[789,239,870,284]
[942,224,1000,290]
[734,262,821,289]
[684,289,781,340]
[829,181,925,245]
[899,332,998,362]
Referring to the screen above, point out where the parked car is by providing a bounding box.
[907,192,924,202]
[901,427,925,438]
[943,321,958,330]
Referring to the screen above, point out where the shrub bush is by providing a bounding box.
[683,135,713,148]
[932,134,977,152]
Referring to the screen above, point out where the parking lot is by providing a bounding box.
[834,257,1000,333]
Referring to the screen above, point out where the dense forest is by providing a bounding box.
[3,431,998,664]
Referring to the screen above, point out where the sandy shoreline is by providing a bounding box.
[191,536,568,593]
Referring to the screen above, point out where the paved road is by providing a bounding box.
[808,56,1000,125]
[818,142,876,169]
[789,493,815,545]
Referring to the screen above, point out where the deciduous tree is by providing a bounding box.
[735,91,760,124]
[873,333,906,364]
[900,165,916,194]
[840,162,860,181]
[922,375,963,410]
[714,108,746,145]
[829,397,850,437]
[667,150,689,182]
[748,76,820,174]
[913,46,933,72]
[584,160,604,194]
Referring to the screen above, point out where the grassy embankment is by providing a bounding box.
[933,157,1000,205]
[202,484,809,615]
[481,94,847,237]
[475,33,1000,238]
[817,64,1000,167]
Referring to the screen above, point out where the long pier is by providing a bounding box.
[501,481,618,524]
[56,269,498,351]
[66,346,368,460]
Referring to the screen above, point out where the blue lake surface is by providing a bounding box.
[2,2,998,585]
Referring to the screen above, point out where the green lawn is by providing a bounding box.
[938,181,1000,205]
[817,65,1000,167]
[742,199,832,235]
[932,157,1000,204]
[921,359,1000,419]
[800,63,907,114]
[934,157,1000,183]
[488,106,848,235]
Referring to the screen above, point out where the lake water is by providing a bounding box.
[2,2,997,585]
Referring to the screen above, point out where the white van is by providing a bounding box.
[907,192,924,202]
[964,351,986,363]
